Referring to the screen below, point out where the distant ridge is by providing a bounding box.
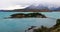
[0,4,60,12]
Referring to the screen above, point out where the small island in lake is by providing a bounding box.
[9,13,47,18]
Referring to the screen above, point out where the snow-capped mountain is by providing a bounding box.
[25,4,60,10]
[25,4,48,10]
[0,3,60,12]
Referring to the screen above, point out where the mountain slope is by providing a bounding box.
[0,4,60,12]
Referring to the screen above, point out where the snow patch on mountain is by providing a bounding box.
[25,3,60,10]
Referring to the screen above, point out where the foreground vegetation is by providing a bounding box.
[33,19,60,32]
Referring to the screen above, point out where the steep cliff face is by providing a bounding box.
[10,13,47,18]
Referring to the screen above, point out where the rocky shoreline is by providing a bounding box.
[32,19,60,32]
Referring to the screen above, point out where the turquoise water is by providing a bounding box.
[0,12,60,19]
[0,12,60,32]
[0,18,56,32]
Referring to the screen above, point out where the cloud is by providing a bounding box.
[0,0,34,10]
[0,5,29,10]
[0,0,60,10]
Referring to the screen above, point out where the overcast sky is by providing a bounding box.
[0,0,60,10]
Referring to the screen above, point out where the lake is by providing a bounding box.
[0,12,60,19]
[0,12,60,32]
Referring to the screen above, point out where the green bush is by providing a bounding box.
[56,19,60,25]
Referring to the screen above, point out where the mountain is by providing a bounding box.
[25,4,48,10]
[25,4,60,11]
[49,7,60,11]
[54,7,60,11]
[0,4,60,12]
[24,4,51,12]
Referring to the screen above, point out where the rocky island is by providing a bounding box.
[9,13,47,18]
